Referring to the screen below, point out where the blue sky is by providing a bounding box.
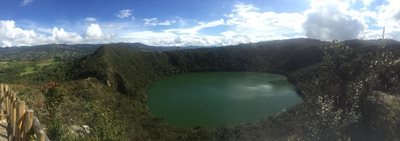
[0,0,399,47]
[0,0,308,21]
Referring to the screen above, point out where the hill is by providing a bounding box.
[68,38,400,140]
[4,39,400,140]
[0,44,99,61]
[0,43,180,84]
[71,38,325,96]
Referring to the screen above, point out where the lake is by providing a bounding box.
[147,72,302,127]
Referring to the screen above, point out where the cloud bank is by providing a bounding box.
[0,20,111,47]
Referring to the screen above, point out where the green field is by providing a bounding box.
[0,59,63,83]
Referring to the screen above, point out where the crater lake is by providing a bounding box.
[148,72,302,127]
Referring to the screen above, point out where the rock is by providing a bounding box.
[82,125,90,134]
[68,124,91,136]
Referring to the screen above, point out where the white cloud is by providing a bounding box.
[116,9,133,19]
[0,20,113,47]
[0,19,226,47]
[303,0,364,40]
[143,18,176,26]
[121,31,177,45]
[359,29,384,39]
[158,21,175,26]
[119,19,230,46]
[361,0,374,7]
[3,1,400,47]
[165,19,225,34]
[20,0,34,6]
[86,23,104,40]
[50,27,82,43]
[120,30,230,46]
[374,0,400,40]
[0,20,41,47]
[117,3,306,46]
[222,3,305,43]
[1,41,13,47]
[85,17,97,22]
[395,12,400,21]
[143,18,157,25]
[0,19,85,47]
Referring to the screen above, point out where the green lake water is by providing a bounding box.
[147,72,302,127]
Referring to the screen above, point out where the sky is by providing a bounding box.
[0,0,399,47]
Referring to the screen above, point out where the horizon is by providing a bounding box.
[0,0,399,47]
[1,38,397,48]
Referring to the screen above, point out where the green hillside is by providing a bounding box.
[69,39,400,140]
[4,39,400,141]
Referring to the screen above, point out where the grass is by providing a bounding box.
[37,59,60,67]
[19,59,60,76]
[20,66,35,76]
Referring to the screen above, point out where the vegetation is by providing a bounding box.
[2,39,400,140]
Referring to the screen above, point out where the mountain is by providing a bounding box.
[71,38,326,96]
[0,43,181,83]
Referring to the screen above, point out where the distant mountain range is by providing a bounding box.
[1,38,398,61]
